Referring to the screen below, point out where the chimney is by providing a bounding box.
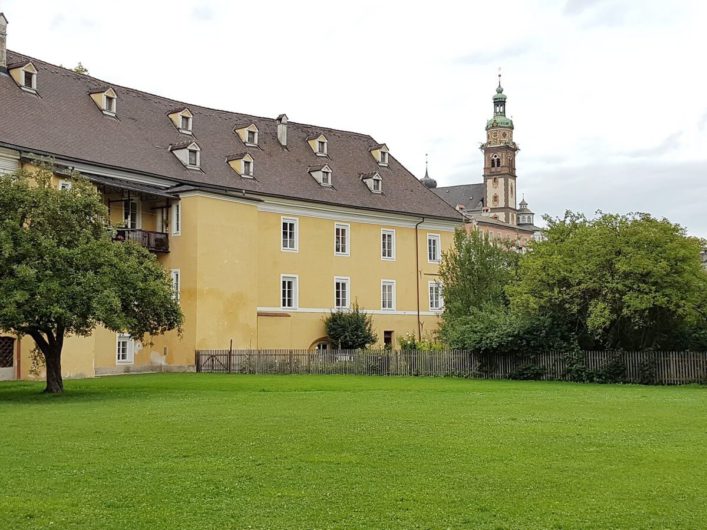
[0,13,8,73]
[277,113,288,147]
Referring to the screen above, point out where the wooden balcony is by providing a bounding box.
[113,228,169,253]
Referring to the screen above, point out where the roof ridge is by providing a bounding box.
[6,49,379,141]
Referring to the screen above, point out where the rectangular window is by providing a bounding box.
[429,281,444,311]
[188,149,198,167]
[380,151,388,165]
[181,115,191,131]
[281,217,298,251]
[124,199,139,229]
[105,95,115,113]
[59,180,72,191]
[322,171,331,185]
[247,130,256,144]
[243,160,253,176]
[23,71,34,88]
[373,178,381,192]
[171,203,181,235]
[381,280,396,311]
[383,331,394,349]
[170,269,180,303]
[334,277,350,309]
[381,229,395,260]
[281,275,298,309]
[334,223,349,256]
[318,140,326,154]
[116,334,134,364]
[427,234,441,263]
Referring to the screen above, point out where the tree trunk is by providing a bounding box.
[28,328,65,394]
[43,346,64,394]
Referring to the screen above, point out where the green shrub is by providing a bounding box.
[324,302,377,350]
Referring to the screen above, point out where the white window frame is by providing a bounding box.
[379,151,389,166]
[171,202,181,236]
[104,94,116,114]
[334,223,350,257]
[372,177,382,193]
[22,69,37,91]
[58,179,72,191]
[187,148,200,169]
[381,280,396,311]
[116,333,135,365]
[180,114,192,134]
[334,276,350,310]
[322,169,331,186]
[281,217,299,252]
[243,159,253,177]
[123,199,141,230]
[280,274,298,309]
[246,129,258,146]
[428,281,444,311]
[317,139,328,156]
[381,229,396,261]
[427,233,441,263]
[170,269,181,303]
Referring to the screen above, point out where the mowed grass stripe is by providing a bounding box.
[0,374,705,529]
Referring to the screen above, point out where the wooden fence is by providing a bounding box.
[195,349,707,385]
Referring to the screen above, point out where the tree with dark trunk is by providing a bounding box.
[0,167,183,393]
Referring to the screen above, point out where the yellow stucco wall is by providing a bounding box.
[6,164,458,380]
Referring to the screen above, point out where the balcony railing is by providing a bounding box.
[113,228,169,253]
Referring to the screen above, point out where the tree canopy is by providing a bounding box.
[507,212,707,350]
[0,167,182,392]
[324,302,377,350]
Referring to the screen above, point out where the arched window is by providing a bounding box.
[491,154,501,168]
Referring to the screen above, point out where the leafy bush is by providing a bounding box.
[510,363,546,380]
[324,302,377,350]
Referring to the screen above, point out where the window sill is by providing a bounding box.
[334,252,350,257]
[381,256,396,261]
[116,360,134,365]
[102,110,117,117]
[178,128,193,135]
[186,165,201,171]
[20,86,38,94]
[281,248,299,253]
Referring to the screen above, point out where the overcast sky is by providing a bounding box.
[3,0,706,238]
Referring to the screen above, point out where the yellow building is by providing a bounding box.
[0,14,462,380]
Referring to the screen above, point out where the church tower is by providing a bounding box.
[481,74,519,224]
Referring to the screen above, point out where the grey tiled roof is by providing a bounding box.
[432,183,485,211]
[0,50,462,222]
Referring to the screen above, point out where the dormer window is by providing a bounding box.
[168,108,194,134]
[361,172,382,194]
[307,134,328,157]
[309,164,333,187]
[9,61,38,93]
[90,87,118,116]
[227,153,254,178]
[369,144,390,166]
[170,141,201,170]
[234,123,259,147]
[104,95,116,113]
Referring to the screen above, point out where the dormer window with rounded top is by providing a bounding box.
[309,164,333,187]
[235,123,259,147]
[90,87,118,116]
[168,108,194,134]
[361,172,382,194]
[170,141,201,170]
[9,61,38,93]
[369,144,389,166]
[307,134,328,157]
[227,153,255,178]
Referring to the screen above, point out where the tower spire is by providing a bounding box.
[420,153,437,189]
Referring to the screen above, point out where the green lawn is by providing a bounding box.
[0,375,705,529]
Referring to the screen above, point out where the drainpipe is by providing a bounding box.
[415,217,425,341]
